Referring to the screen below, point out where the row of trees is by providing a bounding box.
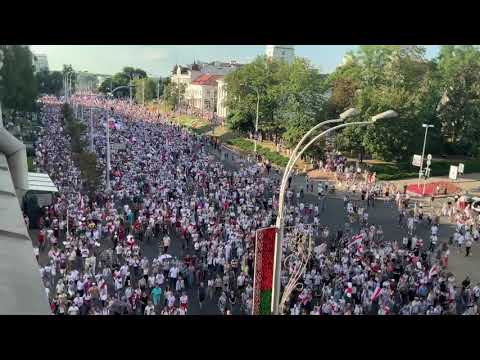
[98,67,168,104]
[224,46,480,161]
[61,103,99,195]
[225,56,329,157]
[0,45,38,114]
[0,45,79,113]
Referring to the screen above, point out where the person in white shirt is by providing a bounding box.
[163,235,171,253]
[179,292,188,313]
[67,305,79,315]
[144,301,156,315]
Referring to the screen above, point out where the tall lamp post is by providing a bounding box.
[105,108,112,192]
[67,72,76,103]
[418,123,434,189]
[271,109,398,315]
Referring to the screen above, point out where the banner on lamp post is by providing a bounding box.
[412,154,422,167]
[252,226,277,315]
[449,165,458,180]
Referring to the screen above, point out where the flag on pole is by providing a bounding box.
[428,264,438,279]
[348,234,363,248]
[252,226,277,315]
[371,286,382,302]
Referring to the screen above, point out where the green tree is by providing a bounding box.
[134,77,158,104]
[79,151,99,195]
[62,64,77,94]
[332,45,438,161]
[435,45,480,156]
[0,45,38,114]
[98,67,147,98]
[163,80,186,110]
[36,70,64,96]
[225,56,328,149]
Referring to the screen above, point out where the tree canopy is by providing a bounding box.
[36,70,64,96]
[0,45,38,112]
[98,67,147,98]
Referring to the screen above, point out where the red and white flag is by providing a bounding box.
[371,286,382,302]
[428,265,438,279]
[348,234,363,248]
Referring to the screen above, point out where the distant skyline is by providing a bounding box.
[30,45,441,77]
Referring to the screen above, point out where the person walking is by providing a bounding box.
[198,282,206,310]
[465,238,472,257]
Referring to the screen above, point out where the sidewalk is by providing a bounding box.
[387,173,480,196]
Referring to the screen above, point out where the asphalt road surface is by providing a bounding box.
[31,141,477,315]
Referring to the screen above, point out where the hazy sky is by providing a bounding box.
[30,45,441,77]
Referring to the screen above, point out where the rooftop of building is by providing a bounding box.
[191,74,223,86]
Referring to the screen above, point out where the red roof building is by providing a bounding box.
[191,74,223,86]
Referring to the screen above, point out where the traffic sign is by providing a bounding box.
[427,154,432,161]
[412,154,422,167]
[449,165,458,180]
[459,163,465,174]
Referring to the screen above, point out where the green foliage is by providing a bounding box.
[369,159,480,180]
[36,69,64,96]
[98,67,147,98]
[27,156,34,171]
[225,56,328,156]
[134,77,158,104]
[226,138,289,167]
[62,64,76,94]
[434,45,480,156]
[163,80,186,109]
[62,103,87,154]
[79,151,99,195]
[0,45,38,112]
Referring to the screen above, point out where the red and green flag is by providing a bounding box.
[252,226,277,315]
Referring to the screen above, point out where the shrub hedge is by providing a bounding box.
[370,159,480,181]
[226,138,289,167]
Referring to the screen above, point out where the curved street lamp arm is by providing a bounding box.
[284,118,342,178]
[272,119,374,315]
[287,120,373,183]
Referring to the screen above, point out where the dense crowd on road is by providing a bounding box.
[28,94,480,315]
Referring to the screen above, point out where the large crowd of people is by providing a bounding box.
[28,93,480,315]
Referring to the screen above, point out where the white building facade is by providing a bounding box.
[184,74,222,112]
[216,79,227,118]
[266,45,295,64]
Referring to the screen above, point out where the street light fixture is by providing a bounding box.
[271,109,398,315]
[418,123,434,189]
[283,108,358,179]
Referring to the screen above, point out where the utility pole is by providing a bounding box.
[90,107,94,152]
[142,79,145,106]
[254,88,260,154]
[418,124,434,188]
[129,80,132,104]
[106,110,111,192]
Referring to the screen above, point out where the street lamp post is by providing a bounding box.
[105,109,111,192]
[67,72,75,103]
[418,124,434,189]
[271,109,398,315]
[90,107,94,152]
[254,88,260,154]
